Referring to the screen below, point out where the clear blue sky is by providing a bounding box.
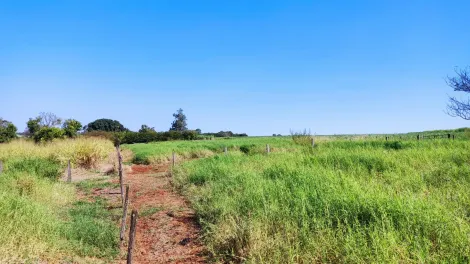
[2,0,470,135]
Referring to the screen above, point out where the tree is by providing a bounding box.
[139,124,156,133]
[195,128,202,134]
[26,117,42,136]
[39,112,62,127]
[0,118,17,143]
[446,67,470,120]
[169,108,188,131]
[85,118,127,132]
[62,119,82,138]
[26,112,62,136]
[33,127,64,143]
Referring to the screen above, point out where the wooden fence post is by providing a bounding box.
[266,144,270,154]
[453,134,455,140]
[120,185,130,241]
[0,160,3,175]
[67,160,72,183]
[117,145,124,206]
[448,133,451,139]
[172,152,176,167]
[417,134,420,141]
[311,138,315,147]
[224,146,228,155]
[127,209,138,264]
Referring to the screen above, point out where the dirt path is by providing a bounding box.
[118,164,206,264]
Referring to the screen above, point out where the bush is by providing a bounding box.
[384,141,407,150]
[0,122,17,143]
[239,144,256,154]
[33,127,65,143]
[62,119,82,138]
[291,129,313,146]
[118,130,201,144]
[182,130,198,140]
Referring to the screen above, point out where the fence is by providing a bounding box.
[64,145,139,263]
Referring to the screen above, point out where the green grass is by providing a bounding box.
[171,138,470,263]
[76,178,120,194]
[0,157,119,262]
[123,136,301,164]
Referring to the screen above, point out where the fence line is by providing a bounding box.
[127,209,138,264]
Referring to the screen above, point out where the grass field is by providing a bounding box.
[2,131,469,262]
[123,136,302,164]
[0,138,119,263]
[127,137,470,263]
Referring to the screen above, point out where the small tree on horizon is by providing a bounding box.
[139,124,156,133]
[169,108,188,132]
[446,67,470,120]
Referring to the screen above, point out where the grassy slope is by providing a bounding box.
[0,138,119,262]
[166,138,470,263]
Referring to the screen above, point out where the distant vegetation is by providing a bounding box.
[0,118,17,143]
[84,118,127,132]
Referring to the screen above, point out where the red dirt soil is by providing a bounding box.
[118,164,206,263]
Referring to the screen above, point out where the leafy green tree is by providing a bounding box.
[85,118,127,132]
[26,117,42,136]
[195,128,202,134]
[62,119,82,138]
[0,118,17,143]
[33,127,64,143]
[169,108,188,132]
[139,124,156,133]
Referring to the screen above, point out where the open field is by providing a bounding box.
[162,138,470,263]
[123,136,303,164]
[1,132,469,263]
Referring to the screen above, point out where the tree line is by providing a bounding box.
[0,108,247,144]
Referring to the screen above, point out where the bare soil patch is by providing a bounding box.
[117,164,205,263]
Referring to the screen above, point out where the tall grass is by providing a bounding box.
[0,138,119,262]
[173,139,470,263]
[0,137,114,168]
[123,137,302,164]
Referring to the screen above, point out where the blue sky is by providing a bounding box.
[1,0,470,135]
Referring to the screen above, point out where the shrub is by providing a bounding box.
[33,127,65,143]
[384,141,407,150]
[0,120,17,143]
[290,129,313,146]
[239,144,256,154]
[182,130,198,140]
[62,119,82,138]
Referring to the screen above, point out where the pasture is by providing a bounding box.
[1,132,469,263]
[128,136,470,263]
